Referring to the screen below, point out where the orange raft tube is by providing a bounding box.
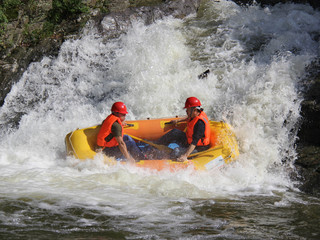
[65,117,239,171]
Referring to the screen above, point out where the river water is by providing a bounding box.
[1,0,320,239]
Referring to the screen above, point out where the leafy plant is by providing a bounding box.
[2,0,21,8]
[0,9,8,24]
[2,0,21,20]
[48,0,89,24]
[0,8,8,37]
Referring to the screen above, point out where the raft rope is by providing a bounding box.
[67,130,80,159]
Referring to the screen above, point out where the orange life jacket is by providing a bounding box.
[186,111,211,146]
[97,114,123,148]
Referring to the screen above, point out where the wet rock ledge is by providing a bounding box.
[234,0,320,9]
[296,64,320,197]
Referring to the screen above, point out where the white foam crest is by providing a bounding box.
[108,19,205,118]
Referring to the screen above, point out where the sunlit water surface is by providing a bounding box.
[1,1,320,239]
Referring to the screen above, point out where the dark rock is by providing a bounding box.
[295,146,320,197]
[232,0,320,9]
[0,36,64,106]
[296,59,320,196]
[299,99,320,146]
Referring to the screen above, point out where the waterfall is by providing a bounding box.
[1,0,319,201]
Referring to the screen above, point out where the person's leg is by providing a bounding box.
[192,145,210,155]
[123,135,146,160]
[103,146,124,161]
[156,129,187,146]
[170,146,209,159]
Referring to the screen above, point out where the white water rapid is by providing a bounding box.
[1,1,320,238]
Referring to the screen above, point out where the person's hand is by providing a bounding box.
[127,155,136,164]
[176,154,188,162]
[95,146,103,153]
[123,122,134,128]
[169,119,178,126]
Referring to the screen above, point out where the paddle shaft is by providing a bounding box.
[126,122,220,158]
[128,134,173,153]
[189,145,223,158]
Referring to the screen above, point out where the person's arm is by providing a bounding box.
[113,122,135,163]
[177,120,205,162]
[95,146,103,153]
[115,136,135,163]
[177,144,196,162]
[169,116,188,126]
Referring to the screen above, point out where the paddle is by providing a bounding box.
[188,145,223,158]
[128,134,224,160]
[127,134,173,154]
[126,122,221,159]
[164,120,187,127]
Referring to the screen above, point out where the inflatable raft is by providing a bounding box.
[65,117,239,171]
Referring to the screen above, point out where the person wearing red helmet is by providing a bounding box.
[158,97,211,162]
[96,102,144,163]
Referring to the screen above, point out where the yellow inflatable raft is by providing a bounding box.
[65,117,239,171]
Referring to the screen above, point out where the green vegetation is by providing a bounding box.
[129,0,164,8]
[0,7,8,48]
[0,0,97,49]
[1,0,21,21]
[48,0,89,24]
[1,0,21,38]
[0,0,167,50]
[0,8,8,31]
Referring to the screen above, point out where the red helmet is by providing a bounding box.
[111,102,128,114]
[184,97,201,109]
